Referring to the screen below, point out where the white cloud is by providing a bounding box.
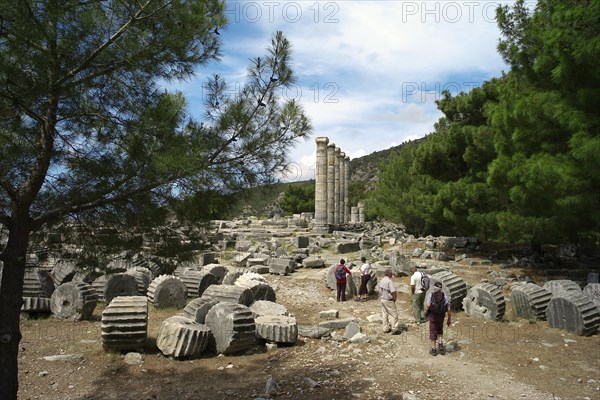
[173,1,512,181]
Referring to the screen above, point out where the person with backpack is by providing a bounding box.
[378,269,401,334]
[425,281,451,356]
[334,259,352,302]
[410,267,429,324]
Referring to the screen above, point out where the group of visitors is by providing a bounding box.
[333,258,451,356]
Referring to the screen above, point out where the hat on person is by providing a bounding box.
[434,281,442,288]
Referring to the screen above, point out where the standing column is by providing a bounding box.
[358,201,365,223]
[326,144,335,226]
[344,155,350,223]
[333,147,341,225]
[314,137,329,230]
[339,152,346,225]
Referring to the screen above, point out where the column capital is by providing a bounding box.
[316,137,329,145]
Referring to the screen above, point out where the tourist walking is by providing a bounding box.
[425,281,451,356]
[378,269,400,334]
[357,256,371,301]
[334,259,352,302]
[410,267,428,323]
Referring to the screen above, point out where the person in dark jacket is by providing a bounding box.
[334,259,352,302]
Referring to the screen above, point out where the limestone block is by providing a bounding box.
[462,282,506,321]
[295,236,309,248]
[156,316,212,359]
[222,270,245,285]
[247,256,269,267]
[103,273,139,304]
[21,297,51,314]
[51,259,77,285]
[302,258,325,268]
[23,268,50,297]
[546,293,600,336]
[147,275,188,309]
[181,297,219,323]
[235,240,253,251]
[335,241,360,254]
[510,283,552,321]
[542,280,582,298]
[196,252,216,266]
[202,284,254,307]
[202,264,228,284]
[205,302,256,354]
[180,270,217,298]
[249,300,289,318]
[125,267,154,296]
[249,265,270,274]
[297,324,333,339]
[50,282,98,321]
[318,317,356,330]
[91,275,109,302]
[319,309,339,319]
[269,258,295,275]
[106,258,133,273]
[234,273,275,301]
[429,270,467,310]
[325,264,337,290]
[255,315,298,343]
[583,283,600,309]
[101,296,148,351]
[343,321,361,340]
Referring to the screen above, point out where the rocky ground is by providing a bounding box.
[17,242,600,400]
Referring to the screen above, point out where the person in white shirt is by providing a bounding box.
[378,269,400,334]
[358,256,371,301]
[410,267,427,323]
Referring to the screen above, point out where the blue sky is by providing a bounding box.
[175,1,520,181]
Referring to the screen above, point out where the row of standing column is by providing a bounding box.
[315,137,352,230]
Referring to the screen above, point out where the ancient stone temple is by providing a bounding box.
[313,137,353,232]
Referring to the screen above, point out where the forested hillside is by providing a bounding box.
[367,0,599,249]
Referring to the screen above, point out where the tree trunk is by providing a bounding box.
[0,225,30,400]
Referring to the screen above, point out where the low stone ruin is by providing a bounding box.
[205,302,256,355]
[545,293,600,336]
[147,275,188,309]
[255,315,298,343]
[201,284,254,307]
[428,270,467,310]
[180,270,217,297]
[180,297,218,324]
[101,296,148,351]
[155,315,212,359]
[103,273,139,304]
[50,281,97,321]
[462,282,506,321]
[510,283,552,321]
[583,283,600,309]
[542,279,583,298]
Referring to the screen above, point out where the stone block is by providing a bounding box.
[546,293,600,336]
[335,241,360,254]
[156,316,211,359]
[255,315,298,343]
[303,258,325,268]
[318,317,356,330]
[319,309,339,319]
[343,321,361,340]
[269,258,295,275]
[295,236,310,248]
[249,300,289,318]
